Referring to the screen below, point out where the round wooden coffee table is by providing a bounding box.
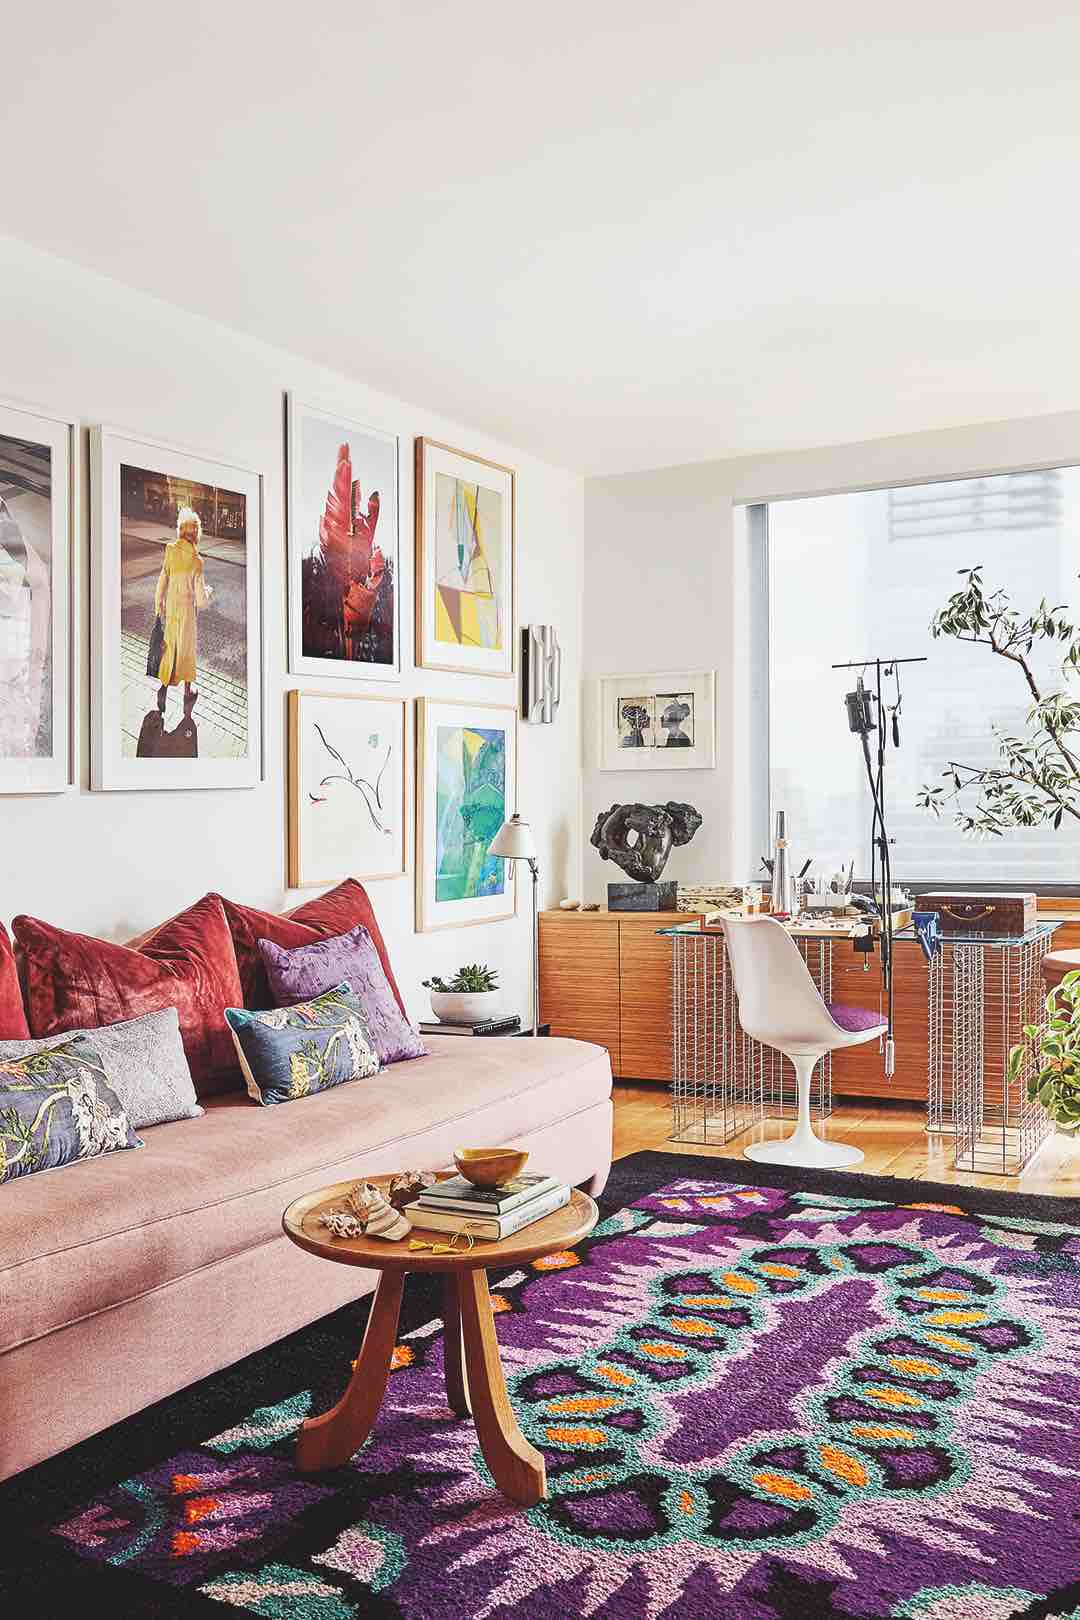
[282,1179,598,1506]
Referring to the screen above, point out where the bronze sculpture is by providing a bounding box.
[590,800,702,885]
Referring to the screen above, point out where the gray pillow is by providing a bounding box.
[0,1006,202,1130]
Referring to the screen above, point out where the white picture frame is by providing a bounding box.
[415,697,518,932]
[287,395,402,681]
[415,437,515,677]
[288,690,407,888]
[91,425,263,791]
[597,669,716,771]
[0,399,73,795]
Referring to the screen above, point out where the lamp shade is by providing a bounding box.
[489,814,536,861]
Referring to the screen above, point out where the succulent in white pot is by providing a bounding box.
[422,964,501,1026]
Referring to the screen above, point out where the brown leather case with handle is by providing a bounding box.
[914,891,1037,937]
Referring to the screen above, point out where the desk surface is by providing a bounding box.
[659,915,1063,947]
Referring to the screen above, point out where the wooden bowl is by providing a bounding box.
[453,1147,529,1188]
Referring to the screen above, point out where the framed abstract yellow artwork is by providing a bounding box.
[414,438,514,677]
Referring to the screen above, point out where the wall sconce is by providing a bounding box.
[521,625,561,723]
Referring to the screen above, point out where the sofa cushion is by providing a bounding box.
[225,983,380,1104]
[0,1034,612,1353]
[258,925,426,1064]
[0,1006,201,1131]
[13,894,244,1099]
[217,880,405,1015]
[0,1032,141,1185]
[0,923,29,1040]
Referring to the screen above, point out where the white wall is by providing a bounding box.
[583,464,733,901]
[583,409,1080,898]
[0,232,584,1025]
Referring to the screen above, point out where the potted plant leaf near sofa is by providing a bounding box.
[422,964,500,1026]
[1008,968,1080,1137]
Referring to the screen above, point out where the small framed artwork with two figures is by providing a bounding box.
[597,669,716,771]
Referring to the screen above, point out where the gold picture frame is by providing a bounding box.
[414,696,518,932]
[414,437,515,677]
[288,690,407,889]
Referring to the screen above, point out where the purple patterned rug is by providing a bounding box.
[29,1154,1080,1617]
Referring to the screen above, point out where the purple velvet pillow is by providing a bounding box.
[827,1001,886,1033]
[257,925,426,1065]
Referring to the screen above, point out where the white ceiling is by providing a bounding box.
[5,2,1080,475]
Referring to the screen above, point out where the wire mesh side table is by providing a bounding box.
[669,929,835,1147]
[926,922,1059,1175]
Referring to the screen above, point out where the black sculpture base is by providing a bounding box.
[607,880,678,912]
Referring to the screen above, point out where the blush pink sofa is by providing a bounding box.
[0,1030,612,1482]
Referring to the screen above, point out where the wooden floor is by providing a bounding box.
[612,1082,1080,1197]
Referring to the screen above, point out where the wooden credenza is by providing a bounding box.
[540,903,1080,1097]
[539,909,704,1081]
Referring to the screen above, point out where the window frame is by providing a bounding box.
[746,466,1080,899]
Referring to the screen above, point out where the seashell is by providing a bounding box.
[347,1180,412,1241]
[319,1209,366,1239]
[558,898,582,910]
[318,1181,413,1242]
[387,1169,437,1210]
[581,901,600,911]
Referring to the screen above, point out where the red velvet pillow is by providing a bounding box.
[0,922,30,1039]
[216,879,405,1015]
[13,893,244,1098]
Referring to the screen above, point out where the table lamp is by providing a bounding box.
[489,814,540,1034]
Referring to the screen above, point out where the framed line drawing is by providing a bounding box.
[91,425,263,791]
[597,670,716,770]
[415,438,514,677]
[415,697,518,931]
[288,690,407,889]
[0,399,73,794]
[287,395,401,681]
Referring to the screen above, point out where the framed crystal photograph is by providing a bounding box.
[287,396,401,681]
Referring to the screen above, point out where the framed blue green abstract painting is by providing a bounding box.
[415,698,517,931]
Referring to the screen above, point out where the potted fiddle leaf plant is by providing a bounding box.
[1007,969,1080,1136]
[422,963,501,1025]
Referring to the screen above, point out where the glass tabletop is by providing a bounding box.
[929,920,1062,948]
[656,919,1063,947]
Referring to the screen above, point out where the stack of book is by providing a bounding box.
[405,1171,570,1240]
[418,1014,522,1037]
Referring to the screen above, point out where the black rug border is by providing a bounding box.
[601,1148,1080,1226]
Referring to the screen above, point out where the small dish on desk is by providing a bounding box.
[454,1147,529,1188]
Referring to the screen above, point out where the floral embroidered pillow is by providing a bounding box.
[257,925,427,1065]
[0,1032,142,1185]
[224,982,380,1106]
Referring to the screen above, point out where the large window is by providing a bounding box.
[760,466,1080,888]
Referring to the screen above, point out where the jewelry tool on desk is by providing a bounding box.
[831,654,927,1077]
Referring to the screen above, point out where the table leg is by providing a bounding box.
[296,1269,405,1473]
[457,1268,546,1506]
[441,1274,471,1418]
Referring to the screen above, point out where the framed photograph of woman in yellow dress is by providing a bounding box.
[90,427,262,790]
